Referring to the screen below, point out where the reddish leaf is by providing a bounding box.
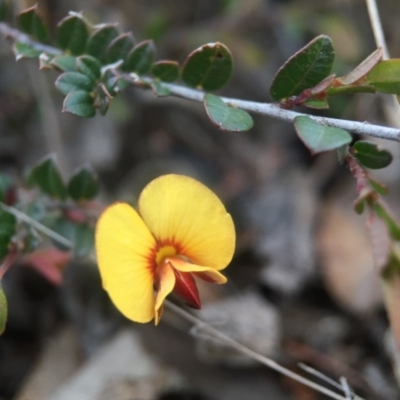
[24,249,71,285]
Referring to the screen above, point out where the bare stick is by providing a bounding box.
[158,81,400,142]
[365,0,389,59]
[164,300,362,400]
[1,22,399,143]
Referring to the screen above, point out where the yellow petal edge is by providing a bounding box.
[96,202,156,323]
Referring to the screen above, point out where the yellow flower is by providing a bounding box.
[95,174,235,324]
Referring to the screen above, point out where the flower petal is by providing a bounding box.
[139,175,235,271]
[96,202,156,323]
[154,261,176,325]
[168,256,227,284]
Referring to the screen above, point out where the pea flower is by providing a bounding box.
[95,174,235,324]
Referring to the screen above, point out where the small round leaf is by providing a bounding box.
[77,55,102,82]
[353,140,393,169]
[124,40,156,74]
[182,42,233,91]
[27,154,67,199]
[294,116,351,154]
[68,165,100,201]
[18,5,49,42]
[270,35,335,101]
[204,93,253,132]
[86,25,119,63]
[152,61,179,82]
[57,15,89,55]
[63,91,96,118]
[106,33,135,64]
[55,72,95,96]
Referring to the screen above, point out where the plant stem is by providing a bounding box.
[0,203,73,249]
[158,80,400,141]
[1,21,399,142]
[164,300,363,400]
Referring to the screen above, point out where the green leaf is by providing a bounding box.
[68,165,99,201]
[374,202,400,241]
[270,35,335,101]
[0,283,7,335]
[50,55,77,72]
[13,42,41,60]
[0,0,9,21]
[102,70,120,96]
[63,91,95,118]
[368,177,388,196]
[124,40,156,74]
[57,14,89,55]
[0,210,16,263]
[182,42,233,91]
[293,116,351,155]
[366,60,400,94]
[52,218,94,257]
[152,61,179,82]
[86,25,119,63]
[27,155,68,200]
[55,72,95,96]
[353,140,393,169]
[18,5,49,42]
[204,93,253,132]
[77,55,101,82]
[106,33,135,64]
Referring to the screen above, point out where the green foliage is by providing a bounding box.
[0,284,7,335]
[68,165,100,201]
[27,155,68,200]
[51,55,78,72]
[57,14,89,55]
[353,140,393,169]
[86,25,119,63]
[13,42,41,60]
[294,116,351,154]
[124,40,156,73]
[63,90,95,118]
[270,35,335,101]
[18,5,49,42]
[106,33,135,64]
[366,60,400,94]
[77,55,102,81]
[182,43,233,91]
[55,72,95,96]
[204,93,253,132]
[152,61,179,82]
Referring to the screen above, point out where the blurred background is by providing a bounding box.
[1,0,400,399]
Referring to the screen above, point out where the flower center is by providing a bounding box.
[155,245,177,265]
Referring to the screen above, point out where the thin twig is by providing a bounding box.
[155,81,400,142]
[0,23,62,55]
[0,21,399,142]
[365,0,400,127]
[365,0,389,59]
[164,300,362,400]
[0,203,73,249]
